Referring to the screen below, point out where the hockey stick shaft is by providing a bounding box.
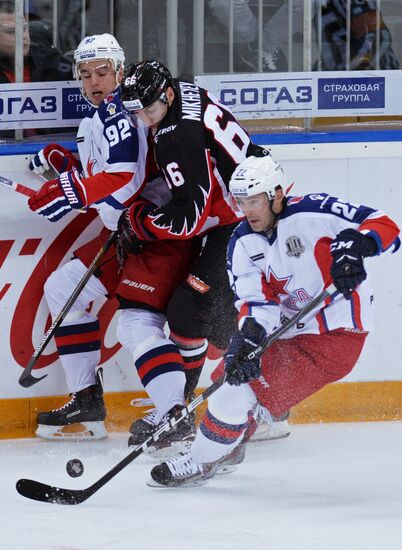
[0,174,35,197]
[0,173,87,212]
[18,231,117,388]
[16,283,336,504]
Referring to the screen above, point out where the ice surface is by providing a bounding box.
[1,422,402,550]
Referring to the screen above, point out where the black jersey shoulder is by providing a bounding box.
[153,80,207,149]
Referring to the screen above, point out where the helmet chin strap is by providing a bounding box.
[264,205,277,235]
[159,91,168,105]
[80,81,120,109]
[76,58,122,108]
[265,195,287,233]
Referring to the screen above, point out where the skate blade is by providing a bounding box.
[35,421,108,441]
[146,476,208,488]
[250,430,290,442]
[215,464,238,475]
[144,439,194,461]
[250,421,291,442]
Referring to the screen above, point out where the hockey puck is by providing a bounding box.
[66,458,84,478]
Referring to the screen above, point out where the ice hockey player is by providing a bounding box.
[148,154,400,487]
[119,59,289,448]
[27,35,198,443]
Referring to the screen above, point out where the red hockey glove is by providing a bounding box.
[115,199,156,267]
[125,199,157,241]
[28,169,85,222]
[117,209,144,256]
[29,144,81,176]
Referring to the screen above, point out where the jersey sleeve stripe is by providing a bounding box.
[350,292,363,330]
[359,215,400,252]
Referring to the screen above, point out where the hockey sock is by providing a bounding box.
[170,332,208,400]
[192,408,248,464]
[54,319,101,391]
[134,340,186,422]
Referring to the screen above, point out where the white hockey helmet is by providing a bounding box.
[73,33,125,79]
[229,154,287,200]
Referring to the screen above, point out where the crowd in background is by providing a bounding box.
[0,0,400,86]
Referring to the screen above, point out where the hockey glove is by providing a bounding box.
[125,199,157,241]
[28,169,85,222]
[224,318,268,386]
[116,209,144,267]
[330,228,378,299]
[29,144,81,176]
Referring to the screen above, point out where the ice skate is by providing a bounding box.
[250,404,290,442]
[128,404,196,458]
[35,371,107,441]
[215,441,247,475]
[147,452,215,488]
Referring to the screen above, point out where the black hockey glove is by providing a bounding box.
[330,228,378,299]
[224,318,268,386]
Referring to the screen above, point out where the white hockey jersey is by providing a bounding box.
[76,91,149,230]
[228,193,400,338]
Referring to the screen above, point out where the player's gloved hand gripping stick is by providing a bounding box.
[16,283,336,505]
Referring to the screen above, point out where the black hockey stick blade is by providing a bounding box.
[18,357,48,388]
[16,479,89,505]
[16,445,142,505]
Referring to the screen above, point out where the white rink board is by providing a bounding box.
[0,143,401,399]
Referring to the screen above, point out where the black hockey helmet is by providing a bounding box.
[121,60,173,111]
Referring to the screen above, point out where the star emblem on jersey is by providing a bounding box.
[267,268,292,296]
[286,235,305,258]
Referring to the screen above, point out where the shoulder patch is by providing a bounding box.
[104,93,116,104]
[287,196,303,206]
[106,102,117,116]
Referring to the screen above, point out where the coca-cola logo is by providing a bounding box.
[8,211,121,371]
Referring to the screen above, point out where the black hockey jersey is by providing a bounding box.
[133,80,261,240]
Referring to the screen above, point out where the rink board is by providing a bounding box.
[0,131,401,438]
[2,381,402,439]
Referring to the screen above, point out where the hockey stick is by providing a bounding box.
[0,173,87,212]
[16,283,336,504]
[18,231,117,388]
[0,174,35,197]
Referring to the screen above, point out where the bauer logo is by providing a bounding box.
[317,77,385,110]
